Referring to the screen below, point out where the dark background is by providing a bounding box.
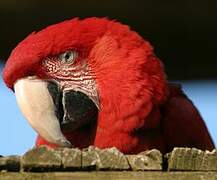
[0,0,216,80]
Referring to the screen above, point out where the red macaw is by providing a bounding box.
[3,17,214,154]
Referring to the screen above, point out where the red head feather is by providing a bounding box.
[3,17,169,153]
[3,17,109,89]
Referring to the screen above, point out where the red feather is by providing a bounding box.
[3,17,214,154]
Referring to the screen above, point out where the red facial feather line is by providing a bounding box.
[41,53,100,108]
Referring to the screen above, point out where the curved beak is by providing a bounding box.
[14,76,72,147]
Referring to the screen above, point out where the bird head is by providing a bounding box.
[3,17,168,150]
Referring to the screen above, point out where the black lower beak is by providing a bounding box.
[47,81,98,132]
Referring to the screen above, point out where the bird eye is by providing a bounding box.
[59,50,78,64]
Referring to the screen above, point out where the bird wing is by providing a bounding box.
[161,83,214,152]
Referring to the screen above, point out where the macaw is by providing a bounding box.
[3,17,214,154]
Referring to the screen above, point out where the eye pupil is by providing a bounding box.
[59,50,77,64]
[65,52,71,60]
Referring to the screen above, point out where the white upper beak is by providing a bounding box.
[14,76,72,147]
